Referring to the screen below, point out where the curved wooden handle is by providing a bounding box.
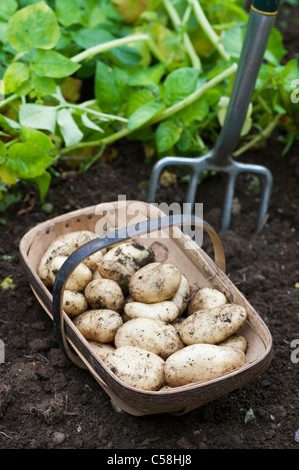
[52,214,226,366]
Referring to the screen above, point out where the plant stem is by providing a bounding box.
[233,115,280,157]
[59,62,238,154]
[149,62,237,124]
[188,0,230,61]
[162,0,201,70]
[145,37,168,64]
[71,33,150,63]
[65,103,128,123]
[0,93,18,109]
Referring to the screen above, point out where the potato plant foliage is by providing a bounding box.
[0,0,298,206]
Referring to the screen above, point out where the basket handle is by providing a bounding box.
[52,214,226,366]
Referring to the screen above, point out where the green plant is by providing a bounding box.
[0,0,298,207]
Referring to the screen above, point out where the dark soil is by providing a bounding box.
[0,6,298,453]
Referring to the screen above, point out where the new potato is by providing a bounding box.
[114,317,184,359]
[103,242,154,274]
[63,290,88,317]
[38,230,98,286]
[218,333,248,352]
[47,255,92,291]
[87,340,115,361]
[129,262,181,303]
[124,300,179,322]
[105,346,165,391]
[164,343,246,387]
[170,274,190,314]
[73,309,123,343]
[97,259,132,292]
[180,303,247,345]
[188,287,227,315]
[84,278,125,312]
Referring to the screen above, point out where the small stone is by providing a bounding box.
[52,431,66,446]
[295,429,299,443]
[80,395,88,405]
[270,405,287,420]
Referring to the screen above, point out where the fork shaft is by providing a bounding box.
[210,9,276,166]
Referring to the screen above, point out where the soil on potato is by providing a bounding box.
[0,9,298,451]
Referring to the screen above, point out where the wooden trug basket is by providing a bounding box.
[19,200,272,416]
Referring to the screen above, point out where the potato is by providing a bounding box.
[103,242,155,274]
[124,300,179,323]
[83,250,103,271]
[38,230,98,286]
[73,309,123,343]
[188,287,227,315]
[164,344,246,387]
[218,333,247,353]
[180,303,247,345]
[171,316,185,334]
[97,259,132,292]
[63,290,88,318]
[87,340,115,361]
[170,274,190,314]
[47,255,92,291]
[92,269,102,280]
[105,346,165,391]
[84,279,125,312]
[114,318,184,359]
[129,262,181,303]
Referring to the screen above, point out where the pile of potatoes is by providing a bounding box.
[38,230,248,392]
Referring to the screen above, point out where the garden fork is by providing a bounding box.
[148,0,280,231]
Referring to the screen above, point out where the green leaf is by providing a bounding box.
[176,97,209,125]
[21,127,54,151]
[19,103,57,134]
[32,50,81,78]
[155,120,183,153]
[0,0,17,21]
[0,114,21,132]
[81,113,104,133]
[244,408,255,425]
[0,141,7,160]
[7,1,60,52]
[55,0,82,27]
[34,170,51,201]
[0,192,22,212]
[279,59,299,92]
[264,28,287,65]
[71,27,114,50]
[128,63,166,88]
[32,74,56,95]
[95,60,123,113]
[57,108,84,147]
[126,89,157,118]
[3,62,30,94]
[127,101,165,131]
[223,23,245,59]
[0,275,15,290]
[0,21,8,44]
[163,68,200,106]
[7,142,54,179]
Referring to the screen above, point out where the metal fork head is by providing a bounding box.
[147,153,273,232]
